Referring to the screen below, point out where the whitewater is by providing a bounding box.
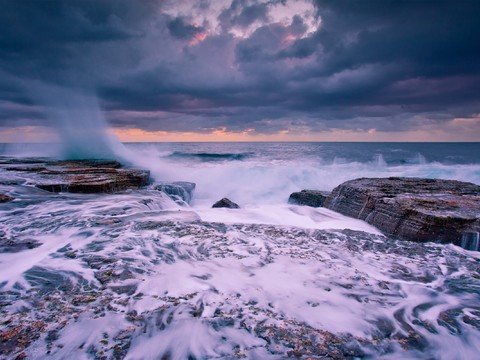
[1,142,480,359]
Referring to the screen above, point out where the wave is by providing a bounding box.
[168,151,254,161]
[106,143,480,207]
[141,158,480,208]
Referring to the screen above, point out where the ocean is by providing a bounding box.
[126,141,480,205]
[1,142,480,359]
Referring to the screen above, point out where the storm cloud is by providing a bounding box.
[1,0,480,139]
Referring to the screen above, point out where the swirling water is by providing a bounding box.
[1,142,480,359]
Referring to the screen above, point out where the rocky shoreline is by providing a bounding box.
[1,158,150,194]
[2,157,479,250]
[289,177,480,251]
[1,158,480,358]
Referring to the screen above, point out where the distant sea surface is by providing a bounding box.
[131,141,480,165]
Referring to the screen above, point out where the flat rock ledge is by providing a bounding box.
[324,177,480,248]
[3,159,150,194]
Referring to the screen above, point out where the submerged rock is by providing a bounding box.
[288,190,329,207]
[0,194,14,203]
[3,159,150,194]
[212,197,240,209]
[324,177,480,246]
[155,181,196,205]
[0,237,41,253]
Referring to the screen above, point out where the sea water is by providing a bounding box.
[1,142,480,359]
[126,142,480,203]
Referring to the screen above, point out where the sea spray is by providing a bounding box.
[24,82,128,161]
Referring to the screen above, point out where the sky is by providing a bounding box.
[1,0,480,142]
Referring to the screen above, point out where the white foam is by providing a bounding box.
[194,203,382,234]
[0,228,88,289]
[120,144,480,208]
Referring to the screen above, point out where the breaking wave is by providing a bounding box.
[168,151,254,162]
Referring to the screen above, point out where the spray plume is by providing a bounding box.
[28,83,127,161]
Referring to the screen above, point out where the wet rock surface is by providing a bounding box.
[212,197,240,208]
[288,189,329,207]
[324,177,480,245]
[0,236,41,253]
[1,167,480,358]
[1,203,479,359]
[0,158,150,194]
[0,194,14,203]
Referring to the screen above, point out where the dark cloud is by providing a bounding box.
[0,0,156,94]
[167,17,205,39]
[313,0,480,77]
[1,0,480,137]
[219,0,269,30]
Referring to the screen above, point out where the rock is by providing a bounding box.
[212,198,240,209]
[324,177,480,247]
[2,159,150,194]
[0,237,41,253]
[35,168,150,193]
[155,181,196,205]
[288,190,329,207]
[0,194,14,203]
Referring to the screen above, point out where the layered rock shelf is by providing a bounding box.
[1,158,150,194]
[323,177,480,247]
